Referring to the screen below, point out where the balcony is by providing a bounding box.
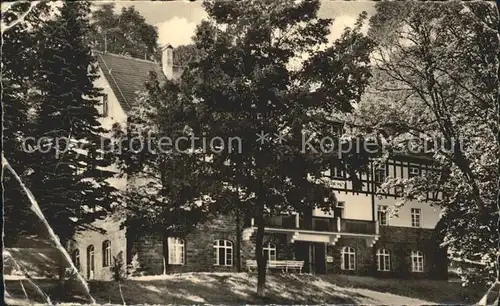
[243,215,379,246]
[262,215,377,234]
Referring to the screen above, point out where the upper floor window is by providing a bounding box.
[214,239,233,266]
[335,201,345,218]
[411,251,424,272]
[263,242,277,261]
[102,240,112,267]
[376,249,391,271]
[411,208,421,227]
[331,166,344,179]
[377,205,388,225]
[168,237,185,265]
[72,249,80,271]
[374,167,386,183]
[341,246,356,270]
[333,124,344,137]
[409,166,420,178]
[102,94,109,117]
[394,186,404,197]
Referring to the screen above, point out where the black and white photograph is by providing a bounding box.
[1,0,499,304]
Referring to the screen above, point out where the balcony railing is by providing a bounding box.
[258,215,377,235]
[340,219,377,234]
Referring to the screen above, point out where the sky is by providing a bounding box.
[105,0,376,47]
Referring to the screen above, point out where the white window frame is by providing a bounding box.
[102,94,109,117]
[263,242,277,261]
[72,249,80,271]
[214,239,233,266]
[335,202,345,218]
[376,249,391,271]
[411,251,424,272]
[409,166,420,178]
[377,205,388,225]
[87,245,95,279]
[102,240,112,267]
[341,246,356,270]
[332,166,343,179]
[168,237,185,265]
[411,208,421,227]
[375,167,386,183]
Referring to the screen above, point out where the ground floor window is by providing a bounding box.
[214,239,233,266]
[102,240,112,267]
[168,237,185,265]
[376,249,390,271]
[87,245,94,279]
[341,246,356,270]
[263,242,277,261]
[411,250,424,272]
[72,249,80,271]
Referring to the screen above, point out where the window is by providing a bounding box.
[263,242,277,261]
[72,249,80,271]
[411,251,424,272]
[411,208,421,227]
[374,167,386,183]
[332,166,344,179]
[102,94,109,117]
[341,247,356,270]
[376,249,391,271]
[87,245,94,279]
[214,239,233,266]
[102,240,111,267]
[409,166,420,178]
[377,205,388,225]
[168,237,185,265]
[395,186,404,196]
[333,124,343,137]
[335,202,345,218]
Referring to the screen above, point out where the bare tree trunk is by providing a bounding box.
[235,209,242,272]
[162,232,169,275]
[255,209,267,297]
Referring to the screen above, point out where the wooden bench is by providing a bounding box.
[246,259,304,273]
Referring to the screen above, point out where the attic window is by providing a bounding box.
[102,94,109,117]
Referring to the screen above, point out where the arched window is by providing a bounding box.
[263,242,277,261]
[102,240,112,267]
[376,249,390,271]
[87,245,95,279]
[168,237,185,265]
[214,239,233,266]
[411,251,424,272]
[72,249,80,271]
[341,246,356,270]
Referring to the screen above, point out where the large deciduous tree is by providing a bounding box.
[114,75,213,274]
[90,3,159,60]
[355,1,499,286]
[140,0,374,296]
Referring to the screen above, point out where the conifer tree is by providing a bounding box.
[15,1,121,286]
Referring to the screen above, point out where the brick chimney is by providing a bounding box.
[161,44,173,79]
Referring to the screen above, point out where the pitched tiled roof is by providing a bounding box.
[95,52,167,113]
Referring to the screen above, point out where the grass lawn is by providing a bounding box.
[321,274,486,305]
[4,272,489,305]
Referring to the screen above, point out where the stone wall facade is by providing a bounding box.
[127,215,251,274]
[73,216,447,280]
